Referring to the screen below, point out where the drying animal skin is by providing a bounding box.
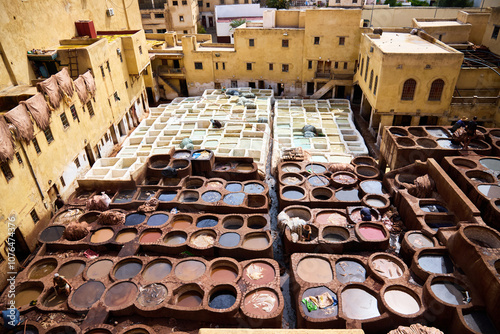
[192,233,215,248]
[245,292,276,313]
[246,263,264,280]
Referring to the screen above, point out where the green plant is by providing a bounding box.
[230,19,247,29]
[197,24,206,34]
[266,0,290,9]
[409,0,428,5]
[384,0,402,6]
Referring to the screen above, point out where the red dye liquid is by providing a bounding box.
[359,226,385,240]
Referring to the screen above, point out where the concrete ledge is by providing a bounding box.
[199,330,365,334]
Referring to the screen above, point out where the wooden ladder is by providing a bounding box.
[68,49,79,79]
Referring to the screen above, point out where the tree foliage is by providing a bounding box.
[409,0,428,5]
[437,0,472,7]
[230,19,247,29]
[384,0,402,6]
[266,0,290,9]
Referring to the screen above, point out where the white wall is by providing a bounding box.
[215,4,266,40]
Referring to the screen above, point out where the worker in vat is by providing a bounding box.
[53,273,72,296]
[451,116,468,133]
[463,116,478,150]
[360,207,372,221]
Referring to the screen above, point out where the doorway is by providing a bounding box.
[352,85,363,105]
[316,61,331,77]
[277,83,284,96]
[335,86,345,98]
[13,228,31,263]
[248,82,256,88]
[85,144,95,167]
[258,80,264,89]
[173,59,180,68]
[306,82,314,95]
[109,125,118,144]
[209,17,214,27]
[180,80,188,96]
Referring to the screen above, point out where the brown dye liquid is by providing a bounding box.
[58,261,85,279]
[104,282,138,308]
[174,260,206,281]
[115,231,137,243]
[171,220,191,229]
[140,231,162,243]
[91,228,114,243]
[297,257,333,283]
[71,281,105,308]
[177,291,202,307]
[29,262,57,279]
[235,163,253,172]
[243,290,279,317]
[242,234,269,249]
[15,288,43,307]
[143,261,172,281]
[210,266,238,283]
[43,291,67,307]
[87,260,113,279]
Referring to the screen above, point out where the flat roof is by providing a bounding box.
[370,32,453,54]
[417,20,464,27]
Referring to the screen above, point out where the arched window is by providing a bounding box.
[360,58,364,77]
[373,76,378,95]
[428,79,444,101]
[401,79,416,101]
[369,70,374,90]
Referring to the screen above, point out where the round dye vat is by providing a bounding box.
[244,262,275,285]
[29,260,57,279]
[209,290,236,309]
[47,326,78,334]
[336,260,366,284]
[358,225,385,240]
[158,192,177,202]
[104,282,138,308]
[478,184,500,199]
[301,286,337,319]
[430,281,469,305]
[173,151,191,159]
[147,214,169,226]
[464,226,500,248]
[335,189,360,202]
[59,261,85,279]
[437,139,462,149]
[137,283,167,307]
[54,209,85,224]
[282,175,303,185]
[171,216,192,229]
[248,216,267,229]
[282,188,305,200]
[219,233,241,247]
[297,257,333,283]
[305,164,326,174]
[366,197,386,208]
[316,212,347,226]
[71,281,106,308]
[15,287,43,308]
[211,266,238,283]
[196,216,218,228]
[463,310,498,334]
[140,230,162,243]
[123,330,149,334]
[87,260,114,279]
[40,226,65,242]
[360,180,384,195]
[207,181,223,189]
[125,213,146,226]
[371,258,403,279]
[332,173,357,186]
[407,232,434,249]
[115,230,137,243]
[175,260,206,281]
[244,289,279,317]
[235,163,254,172]
[164,232,187,245]
[43,290,67,307]
[242,234,269,249]
[90,228,114,243]
[223,192,246,205]
[418,254,454,274]
[244,183,265,194]
[479,158,500,172]
[201,191,222,203]
[383,289,420,315]
[323,232,347,242]
[225,183,242,192]
[143,261,172,281]
[177,291,203,307]
[341,288,381,320]
[191,232,216,248]
[114,260,143,280]
[308,175,330,187]
[282,163,301,173]
[223,216,243,230]
[9,325,38,334]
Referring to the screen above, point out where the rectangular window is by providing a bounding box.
[364,56,370,82]
[282,64,289,72]
[141,13,150,19]
[244,0,249,3]
[336,0,340,3]
[60,112,70,129]
[222,62,226,70]
[114,92,120,102]
[339,37,345,45]
[155,13,164,18]
[75,157,81,168]
[344,62,348,70]
[206,2,210,7]
[234,0,239,3]
[216,62,219,70]
[173,0,178,5]
[30,209,39,223]
[314,37,320,45]
[33,138,41,154]
[70,105,79,121]
[157,29,166,33]
[353,0,357,3]
[195,62,203,70]
[198,0,203,5]
[334,62,339,69]
[16,152,23,165]
[179,15,184,21]
[44,127,54,144]
[139,45,143,54]
[269,63,273,71]
[231,80,238,88]
[220,0,225,3]
[1,162,14,182]
[87,101,95,117]
[282,39,289,47]
[308,60,312,69]
[492,26,500,40]
[249,39,254,47]
[247,63,252,70]
[60,175,66,187]
[100,65,105,77]
[182,0,187,4]
[125,81,128,89]
[106,60,111,73]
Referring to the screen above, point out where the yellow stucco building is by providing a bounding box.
[0,0,150,285]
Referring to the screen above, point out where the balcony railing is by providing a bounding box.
[315,72,331,79]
